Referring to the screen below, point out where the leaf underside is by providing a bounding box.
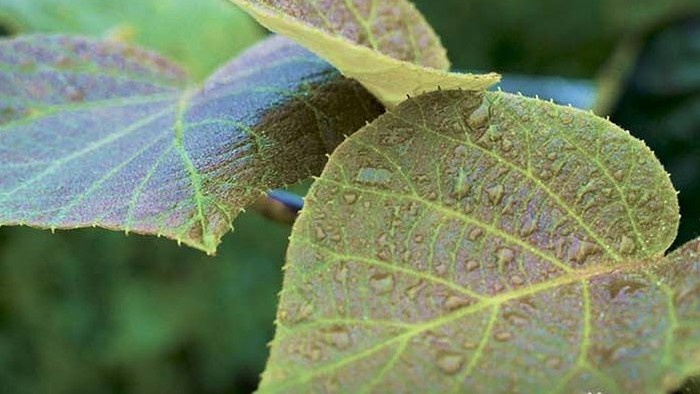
[0,35,383,254]
[230,0,500,106]
[264,90,700,393]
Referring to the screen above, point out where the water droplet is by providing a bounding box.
[608,280,647,299]
[369,273,395,294]
[468,227,484,241]
[304,343,323,361]
[494,331,512,342]
[619,235,636,254]
[486,185,504,205]
[405,280,426,300]
[546,357,563,369]
[376,249,391,262]
[519,217,538,237]
[497,248,515,266]
[343,193,357,204]
[454,145,468,157]
[467,105,489,132]
[453,169,471,199]
[466,260,480,272]
[463,341,477,350]
[569,240,598,264]
[315,226,327,241]
[501,138,513,152]
[435,263,448,276]
[560,112,574,126]
[436,351,465,374]
[444,295,472,311]
[356,167,392,186]
[334,262,348,283]
[613,169,625,182]
[323,327,351,350]
[510,275,525,286]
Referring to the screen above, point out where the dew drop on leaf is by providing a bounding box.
[494,331,513,342]
[608,280,648,299]
[613,169,625,182]
[315,226,327,241]
[510,275,525,286]
[405,280,426,300]
[465,260,480,272]
[468,227,484,241]
[369,273,395,294]
[519,217,538,237]
[334,261,349,283]
[343,193,358,204]
[619,235,636,255]
[497,248,516,266]
[356,167,392,186]
[436,351,465,375]
[486,185,505,205]
[323,326,351,350]
[444,295,472,311]
[546,357,563,370]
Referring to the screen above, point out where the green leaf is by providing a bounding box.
[230,0,500,106]
[0,35,383,254]
[263,90,700,393]
[0,0,265,79]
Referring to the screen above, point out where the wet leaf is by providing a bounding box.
[230,0,500,106]
[0,0,265,79]
[0,35,383,254]
[264,90,700,393]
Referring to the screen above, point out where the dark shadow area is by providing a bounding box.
[611,16,700,249]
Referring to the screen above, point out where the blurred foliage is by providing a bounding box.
[0,212,287,394]
[611,17,700,249]
[0,0,265,79]
[412,0,700,78]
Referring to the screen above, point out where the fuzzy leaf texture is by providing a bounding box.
[229,0,500,106]
[264,90,700,393]
[0,35,383,254]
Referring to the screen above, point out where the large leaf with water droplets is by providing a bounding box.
[263,90,700,393]
[229,0,500,106]
[0,35,383,254]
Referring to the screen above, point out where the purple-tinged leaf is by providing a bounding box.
[0,35,383,254]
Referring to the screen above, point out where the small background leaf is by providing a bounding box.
[230,0,499,106]
[263,90,694,393]
[0,35,383,253]
[0,0,265,79]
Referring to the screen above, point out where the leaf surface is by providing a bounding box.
[263,90,700,393]
[230,0,500,106]
[0,0,265,79]
[0,35,383,254]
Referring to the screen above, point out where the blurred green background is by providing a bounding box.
[0,0,699,393]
